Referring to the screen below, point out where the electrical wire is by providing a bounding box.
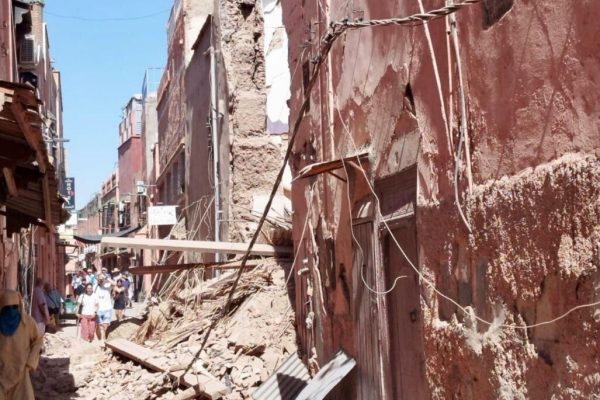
[340,156,407,295]
[45,9,170,22]
[337,102,600,330]
[179,0,490,378]
[449,2,473,233]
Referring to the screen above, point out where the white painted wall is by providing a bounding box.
[262,0,290,135]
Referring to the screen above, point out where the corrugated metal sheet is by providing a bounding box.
[252,353,310,400]
[252,351,356,400]
[295,350,356,400]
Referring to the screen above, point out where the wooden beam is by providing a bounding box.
[294,152,369,181]
[2,167,18,197]
[100,237,292,257]
[127,260,271,275]
[106,338,229,399]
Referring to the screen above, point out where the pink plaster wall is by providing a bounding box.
[118,136,143,197]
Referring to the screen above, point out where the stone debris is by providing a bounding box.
[35,259,297,399]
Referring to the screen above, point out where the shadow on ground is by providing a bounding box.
[32,355,77,400]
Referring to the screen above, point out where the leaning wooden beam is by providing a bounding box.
[293,152,369,181]
[100,237,292,257]
[106,338,229,400]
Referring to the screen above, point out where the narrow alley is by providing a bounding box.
[0,0,599,399]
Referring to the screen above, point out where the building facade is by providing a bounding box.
[0,0,69,299]
[282,0,600,398]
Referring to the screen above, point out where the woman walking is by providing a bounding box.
[76,283,98,342]
[112,279,127,322]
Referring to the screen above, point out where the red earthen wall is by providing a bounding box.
[283,0,600,398]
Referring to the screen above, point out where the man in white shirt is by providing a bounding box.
[94,274,114,342]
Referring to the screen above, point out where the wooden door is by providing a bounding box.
[352,221,385,400]
[384,218,428,399]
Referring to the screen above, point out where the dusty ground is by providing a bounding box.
[33,304,146,400]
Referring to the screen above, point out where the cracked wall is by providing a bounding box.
[283,0,600,398]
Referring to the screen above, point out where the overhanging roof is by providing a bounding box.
[0,81,70,230]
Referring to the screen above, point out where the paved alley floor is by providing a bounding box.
[33,303,147,400]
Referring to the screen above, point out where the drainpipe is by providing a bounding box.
[210,22,221,266]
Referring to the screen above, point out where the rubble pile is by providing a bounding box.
[66,260,295,399]
[33,259,296,399]
[131,260,297,399]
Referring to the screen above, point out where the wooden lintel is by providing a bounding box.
[2,167,18,197]
[100,237,292,257]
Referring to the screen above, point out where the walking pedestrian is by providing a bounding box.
[95,274,114,342]
[72,271,84,296]
[101,267,112,280]
[86,268,97,290]
[0,289,44,399]
[31,278,51,336]
[121,272,132,308]
[76,283,98,342]
[43,283,62,326]
[112,279,126,322]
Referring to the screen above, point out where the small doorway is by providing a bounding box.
[375,166,428,399]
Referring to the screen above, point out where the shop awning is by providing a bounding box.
[74,224,142,245]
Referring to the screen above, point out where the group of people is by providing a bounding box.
[74,268,134,343]
[31,278,63,335]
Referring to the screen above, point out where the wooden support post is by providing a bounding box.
[2,167,18,197]
[42,174,53,228]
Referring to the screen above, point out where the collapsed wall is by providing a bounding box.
[214,0,286,243]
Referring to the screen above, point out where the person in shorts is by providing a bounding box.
[94,274,114,342]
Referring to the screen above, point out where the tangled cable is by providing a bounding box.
[331,0,480,29]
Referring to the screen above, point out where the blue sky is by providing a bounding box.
[44,0,170,209]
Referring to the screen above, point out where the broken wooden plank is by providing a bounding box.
[294,152,369,181]
[106,338,229,400]
[100,237,292,257]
